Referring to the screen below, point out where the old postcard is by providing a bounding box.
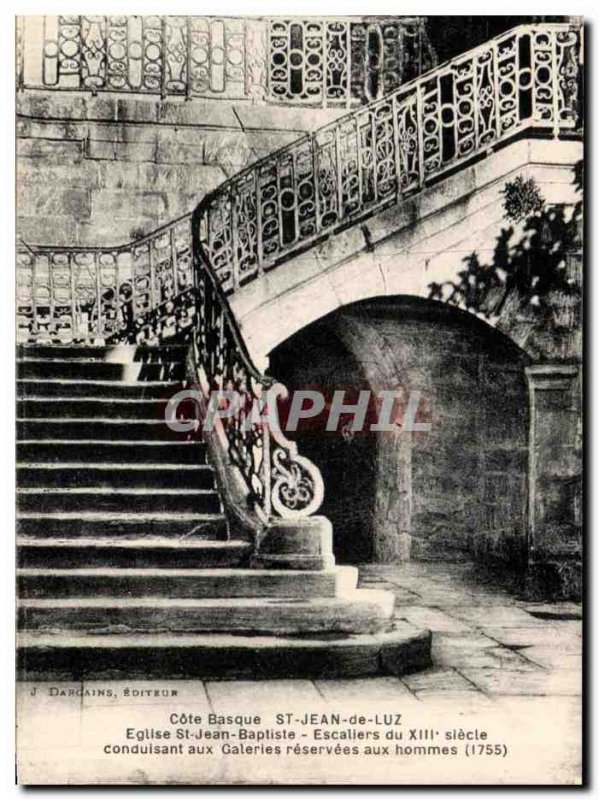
[15,12,583,785]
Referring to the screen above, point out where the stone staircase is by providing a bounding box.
[16,344,430,680]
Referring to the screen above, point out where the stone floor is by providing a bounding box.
[17,561,583,785]
[358,561,582,703]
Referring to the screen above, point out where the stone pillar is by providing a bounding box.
[525,364,582,599]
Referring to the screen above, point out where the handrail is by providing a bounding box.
[16,22,583,522]
[183,21,582,522]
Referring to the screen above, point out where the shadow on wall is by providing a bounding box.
[269,296,531,567]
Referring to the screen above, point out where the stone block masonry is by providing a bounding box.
[16,90,342,247]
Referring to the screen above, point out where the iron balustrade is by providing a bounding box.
[16,15,435,107]
[190,230,325,521]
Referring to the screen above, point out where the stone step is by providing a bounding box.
[17,359,186,382]
[17,488,221,515]
[17,379,187,400]
[17,463,216,490]
[17,344,188,363]
[18,589,394,636]
[17,623,432,680]
[17,419,197,442]
[17,440,208,464]
[17,397,189,420]
[17,509,227,541]
[17,535,247,568]
[17,565,358,599]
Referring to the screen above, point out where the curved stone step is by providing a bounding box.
[17,623,432,680]
[18,589,395,636]
[17,420,197,442]
[17,565,358,599]
[17,344,189,362]
[17,397,184,420]
[17,463,216,490]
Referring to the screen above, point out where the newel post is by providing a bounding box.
[252,385,334,571]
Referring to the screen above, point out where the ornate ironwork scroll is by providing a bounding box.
[188,21,580,523]
[267,17,435,107]
[17,23,582,342]
[18,23,582,341]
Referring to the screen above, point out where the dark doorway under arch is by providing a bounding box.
[269,296,530,567]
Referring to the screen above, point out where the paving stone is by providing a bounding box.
[388,589,426,606]
[315,676,416,704]
[523,602,582,621]
[16,682,83,749]
[520,648,583,670]
[481,624,582,652]
[432,631,498,651]
[78,680,211,709]
[206,679,321,712]
[495,694,582,722]
[402,667,478,694]
[411,588,480,607]
[414,691,496,710]
[452,605,542,628]
[398,606,473,633]
[459,668,582,697]
[359,578,421,606]
[433,638,540,670]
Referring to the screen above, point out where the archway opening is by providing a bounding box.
[269,295,531,567]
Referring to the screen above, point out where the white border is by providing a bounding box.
[1,3,594,796]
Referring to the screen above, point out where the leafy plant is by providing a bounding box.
[501,176,545,222]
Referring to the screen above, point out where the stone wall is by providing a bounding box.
[16,89,344,247]
[270,297,529,566]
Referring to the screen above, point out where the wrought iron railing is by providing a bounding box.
[17,215,195,344]
[15,22,583,522]
[197,22,582,292]
[16,15,435,108]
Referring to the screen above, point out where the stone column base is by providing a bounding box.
[253,516,336,571]
[525,559,582,602]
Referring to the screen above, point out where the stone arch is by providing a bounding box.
[269,295,531,566]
